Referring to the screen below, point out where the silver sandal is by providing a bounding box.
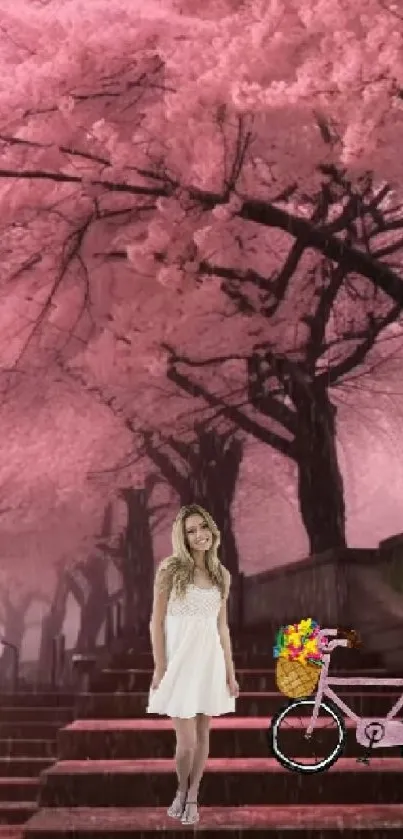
[181,799,199,825]
[167,787,188,819]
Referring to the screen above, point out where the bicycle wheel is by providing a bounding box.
[268,697,346,774]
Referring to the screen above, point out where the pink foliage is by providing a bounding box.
[0,0,402,586]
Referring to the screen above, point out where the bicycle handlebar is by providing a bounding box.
[318,627,362,653]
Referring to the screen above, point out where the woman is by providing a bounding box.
[147,504,239,826]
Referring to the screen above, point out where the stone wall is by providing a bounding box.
[237,539,403,668]
[377,533,403,594]
[346,561,403,669]
[239,547,376,629]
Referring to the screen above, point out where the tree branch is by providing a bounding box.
[163,434,200,469]
[65,574,86,607]
[164,349,295,458]
[1,165,402,304]
[246,353,297,433]
[306,260,349,365]
[318,302,403,385]
[233,196,403,304]
[0,167,168,199]
[142,432,189,497]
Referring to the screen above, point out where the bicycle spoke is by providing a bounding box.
[269,698,346,773]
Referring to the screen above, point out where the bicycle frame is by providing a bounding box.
[305,629,403,738]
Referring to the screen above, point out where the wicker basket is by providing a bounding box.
[275,657,320,699]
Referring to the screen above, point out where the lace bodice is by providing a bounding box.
[167,583,222,618]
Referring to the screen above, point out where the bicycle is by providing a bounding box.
[268,627,403,774]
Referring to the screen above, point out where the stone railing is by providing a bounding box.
[346,560,403,669]
[239,547,374,629]
[377,534,403,595]
[239,539,403,669]
[21,533,403,687]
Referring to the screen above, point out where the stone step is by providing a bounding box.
[0,709,72,725]
[21,804,403,838]
[91,667,401,693]
[229,633,384,660]
[109,648,381,671]
[118,629,291,655]
[76,689,403,719]
[110,627,384,650]
[110,652,271,670]
[0,696,74,709]
[0,759,54,778]
[38,757,403,807]
[0,741,56,759]
[0,802,37,826]
[0,723,64,740]
[0,779,38,804]
[56,717,403,761]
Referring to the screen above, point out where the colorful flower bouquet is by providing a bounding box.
[273,618,327,699]
[274,618,326,666]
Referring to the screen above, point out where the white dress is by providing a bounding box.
[146,583,236,719]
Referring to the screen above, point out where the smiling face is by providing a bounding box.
[184,513,213,555]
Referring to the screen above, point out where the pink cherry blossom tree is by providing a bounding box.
[36,502,123,666]
[0,0,402,378]
[142,424,243,576]
[0,576,48,680]
[37,558,71,681]
[0,0,402,572]
[103,484,157,637]
[161,168,403,552]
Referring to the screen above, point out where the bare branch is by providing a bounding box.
[1,160,402,307]
[142,432,189,497]
[246,353,297,434]
[164,346,295,458]
[306,260,349,365]
[319,302,403,385]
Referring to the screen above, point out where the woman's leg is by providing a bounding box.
[167,717,197,818]
[182,713,211,823]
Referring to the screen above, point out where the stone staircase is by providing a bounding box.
[22,634,403,837]
[0,691,75,837]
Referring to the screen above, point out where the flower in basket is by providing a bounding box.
[298,618,314,636]
[274,618,327,699]
[287,630,303,648]
[273,617,325,667]
[304,638,319,656]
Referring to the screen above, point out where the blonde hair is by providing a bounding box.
[158,504,226,599]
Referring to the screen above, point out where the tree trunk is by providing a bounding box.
[185,429,243,577]
[0,600,27,682]
[119,487,155,635]
[74,555,110,653]
[143,426,243,578]
[37,569,69,681]
[294,385,346,554]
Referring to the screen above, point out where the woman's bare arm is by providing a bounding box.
[149,564,171,674]
[217,568,236,682]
